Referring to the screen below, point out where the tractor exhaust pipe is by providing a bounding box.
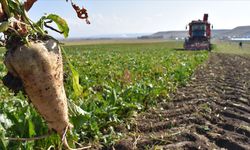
[203,14,208,22]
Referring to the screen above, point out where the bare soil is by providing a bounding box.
[114,53,250,150]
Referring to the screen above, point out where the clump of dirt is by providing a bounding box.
[115,53,250,150]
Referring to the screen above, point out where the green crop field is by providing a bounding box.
[213,40,250,55]
[0,41,208,149]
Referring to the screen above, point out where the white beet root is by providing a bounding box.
[4,39,72,148]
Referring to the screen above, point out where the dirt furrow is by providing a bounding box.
[115,53,250,150]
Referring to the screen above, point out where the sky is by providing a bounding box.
[28,0,250,38]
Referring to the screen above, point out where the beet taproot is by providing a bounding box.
[4,38,73,148]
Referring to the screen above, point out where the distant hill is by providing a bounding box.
[220,26,250,38]
[138,26,250,40]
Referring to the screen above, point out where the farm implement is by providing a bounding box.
[184,14,212,51]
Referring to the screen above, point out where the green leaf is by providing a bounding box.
[36,16,46,29]
[0,124,7,150]
[61,47,83,97]
[0,21,10,32]
[68,100,89,116]
[69,63,83,97]
[28,120,36,137]
[8,0,22,14]
[46,14,69,38]
[111,89,117,105]
[0,136,7,150]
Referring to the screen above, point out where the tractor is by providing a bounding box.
[184,14,212,50]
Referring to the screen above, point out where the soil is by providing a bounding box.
[114,53,250,150]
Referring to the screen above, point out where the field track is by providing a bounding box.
[114,53,250,150]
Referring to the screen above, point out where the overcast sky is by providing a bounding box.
[28,0,250,38]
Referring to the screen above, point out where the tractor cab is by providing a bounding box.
[184,14,212,50]
[190,22,206,37]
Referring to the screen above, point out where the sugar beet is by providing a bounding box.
[4,38,72,148]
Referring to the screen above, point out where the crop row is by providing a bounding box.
[0,42,208,149]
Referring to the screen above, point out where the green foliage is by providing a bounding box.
[37,14,70,38]
[0,21,10,32]
[0,0,70,39]
[0,42,208,149]
[0,93,61,149]
[62,47,83,97]
[47,14,69,38]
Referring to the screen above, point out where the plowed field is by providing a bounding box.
[115,53,250,150]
